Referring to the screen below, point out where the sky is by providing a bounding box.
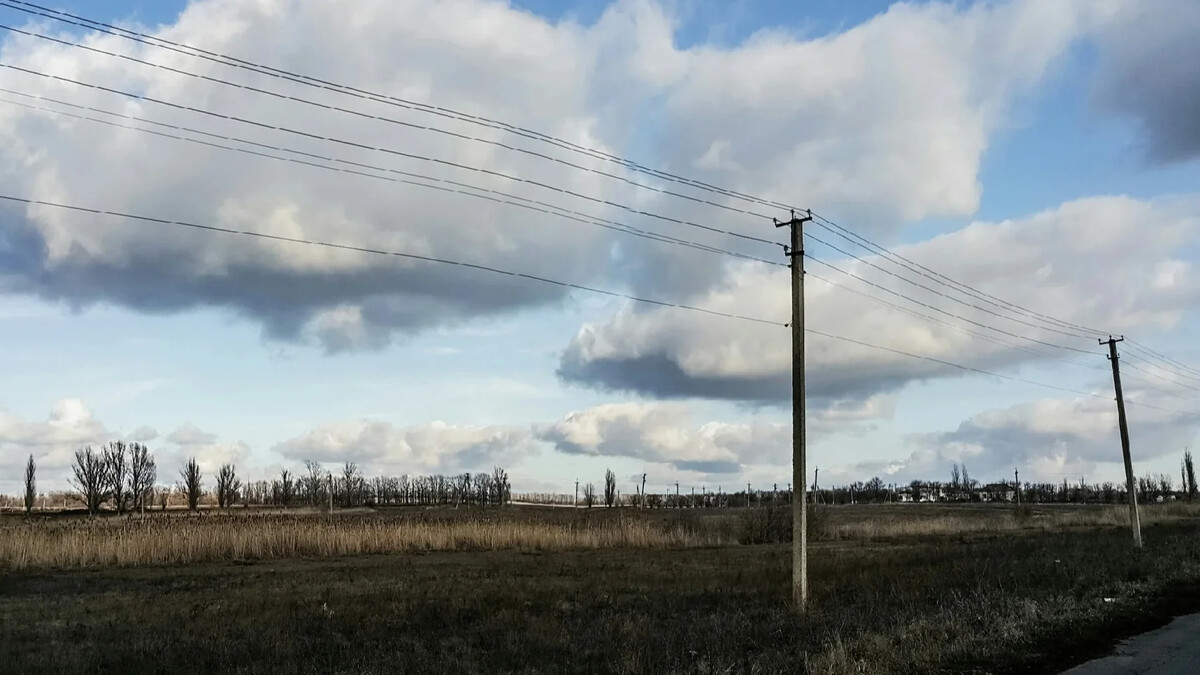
[1,0,1199,496]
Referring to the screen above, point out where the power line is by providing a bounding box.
[0,0,799,219]
[804,230,1101,345]
[4,191,1176,413]
[1121,356,1200,393]
[1124,339,1200,381]
[0,60,783,250]
[0,0,1149,357]
[0,89,781,268]
[805,250,1098,357]
[0,193,785,327]
[807,214,1109,339]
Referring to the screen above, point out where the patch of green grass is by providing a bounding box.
[3,517,1200,673]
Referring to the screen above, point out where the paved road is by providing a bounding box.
[1062,612,1200,674]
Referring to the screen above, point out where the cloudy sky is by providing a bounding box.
[1,0,1198,496]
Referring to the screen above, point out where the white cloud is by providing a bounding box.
[0,399,111,481]
[0,0,1125,351]
[272,419,537,475]
[560,195,1200,403]
[535,398,888,475]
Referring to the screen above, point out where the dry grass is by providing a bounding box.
[0,511,727,570]
[820,502,1200,540]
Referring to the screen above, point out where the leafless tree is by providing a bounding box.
[23,454,35,514]
[216,464,241,509]
[1185,450,1198,501]
[179,458,203,511]
[583,482,596,508]
[129,443,156,513]
[303,460,327,507]
[604,469,616,508]
[104,441,131,515]
[276,468,295,507]
[341,462,361,508]
[492,466,510,506]
[70,446,111,515]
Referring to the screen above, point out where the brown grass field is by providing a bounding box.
[2,502,1199,673]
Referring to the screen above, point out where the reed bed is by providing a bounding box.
[0,513,729,570]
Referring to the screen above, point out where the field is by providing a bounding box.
[3,503,1200,673]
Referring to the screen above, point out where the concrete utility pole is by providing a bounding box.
[641,474,647,509]
[327,473,333,515]
[747,482,752,508]
[1015,468,1021,506]
[575,480,579,508]
[1102,336,1142,548]
[675,481,680,508]
[777,209,812,609]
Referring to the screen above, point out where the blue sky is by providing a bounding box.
[1,0,1198,495]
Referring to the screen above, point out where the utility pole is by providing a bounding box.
[327,473,333,516]
[1014,468,1021,506]
[691,486,695,508]
[777,209,812,609]
[575,480,579,508]
[1102,336,1142,548]
[675,481,680,508]
[642,474,647,509]
[747,482,752,508]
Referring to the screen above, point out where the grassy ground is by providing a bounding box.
[3,506,1200,673]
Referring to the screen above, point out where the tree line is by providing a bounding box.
[12,443,511,514]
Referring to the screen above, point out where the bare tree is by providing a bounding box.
[303,460,327,507]
[950,464,961,495]
[492,466,510,506]
[216,464,241,509]
[583,482,596,508]
[104,441,131,515]
[276,468,295,508]
[23,454,35,514]
[70,446,111,515]
[179,458,203,512]
[341,462,361,508]
[1186,450,1198,501]
[128,443,156,513]
[603,469,617,508]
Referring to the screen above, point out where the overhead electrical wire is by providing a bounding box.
[1123,340,1200,383]
[807,212,1112,339]
[3,3,1198,409]
[1121,355,1200,393]
[6,0,1186,378]
[3,193,1184,415]
[0,89,781,268]
[0,193,784,327]
[0,4,1152,357]
[0,60,783,250]
[0,0,801,218]
[804,248,1099,357]
[804,231,1101,346]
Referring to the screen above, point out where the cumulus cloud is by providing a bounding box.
[0,399,112,482]
[834,380,1200,485]
[1092,0,1200,162]
[535,398,888,475]
[272,419,537,475]
[159,422,252,475]
[560,195,1200,404]
[0,0,1125,350]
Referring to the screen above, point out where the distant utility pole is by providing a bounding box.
[777,209,812,609]
[1014,468,1021,506]
[675,481,680,508]
[327,473,333,515]
[1102,336,1142,548]
[575,480,579,508]
[641,474,647,509]
[747,482,752,508]
[691,486,695,508]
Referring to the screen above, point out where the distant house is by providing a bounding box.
[978,483,1015,503]
[897,487,914,503]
